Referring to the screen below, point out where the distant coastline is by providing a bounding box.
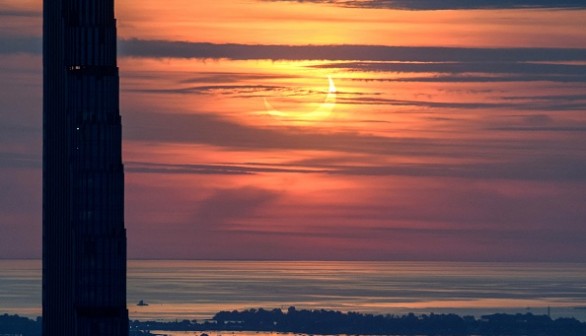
[3,307,586,336]
[3,260,586,322]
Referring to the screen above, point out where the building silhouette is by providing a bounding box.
[43,0,128,335]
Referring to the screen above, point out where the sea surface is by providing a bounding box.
[1,260,586,321]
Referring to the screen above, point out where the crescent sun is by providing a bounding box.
[264,76,336,120]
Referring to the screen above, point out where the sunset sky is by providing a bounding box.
[1,0,586,261]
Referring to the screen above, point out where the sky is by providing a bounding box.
[1,0,586,261]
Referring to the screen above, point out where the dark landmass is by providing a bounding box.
[3,307,586,336]
[132,307,586,335]
[0,314,41,335]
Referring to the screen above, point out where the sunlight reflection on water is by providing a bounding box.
[1,260,586,321]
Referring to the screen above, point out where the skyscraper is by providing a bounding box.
[43,0,128,335]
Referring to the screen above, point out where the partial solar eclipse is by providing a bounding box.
[264,76,336,121]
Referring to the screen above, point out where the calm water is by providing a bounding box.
[1,260,586,321]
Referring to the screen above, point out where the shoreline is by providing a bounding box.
[4,308,586,336]
[4,304,586,322]
[128,307,586,336]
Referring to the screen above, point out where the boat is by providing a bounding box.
[137,300,149,306]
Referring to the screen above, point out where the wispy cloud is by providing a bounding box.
[116,41,586,83]
[337,95,586,111]
[179,72,299,84]
[129,84,283,96]
[118,40,586,62]
[0,9,40,17]
[260,0,586,10]
[124,107,586,182]
[192,187,281,231]
[316,61,586,74]
[5,37,586,65]
[126,161,324,175]
[0,36,41,54]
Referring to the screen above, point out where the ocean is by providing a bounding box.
[1,260,586,322]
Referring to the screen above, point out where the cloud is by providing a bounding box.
[316,61,586,76]
[338,96,513,110]
[489,126,586,132]
[0,151,39,169]
[128,156,586,182]
[337,94,586,111]
[0,126,41,171]
[124,110,383,154]
[0,167,41,258]
[178,72,300,85]
[316,61,586,83]
[115,41,586,83]
[5,36,586,70]
[0,9,40,17]
[125,109,585,170]
[124,97,586,181]
[118,40,586,62]
[126,110,518,166]
[130,84,283,96]
[147,176,586,261]
[126,161,323,175]
[521,114,554,125]
[127,186,282,259]
[333,157,586,181]
[192,187,281,231]
[348,74,586,83]
[0,36,41,55]
[260,0,586,10]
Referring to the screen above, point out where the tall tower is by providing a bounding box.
[43,0,128,334]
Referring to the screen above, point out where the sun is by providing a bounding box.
[264,76,336,123]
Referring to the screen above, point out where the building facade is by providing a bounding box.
[43,0,128,335]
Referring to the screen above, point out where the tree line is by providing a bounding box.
[2,307,586,336]
[211,307,586,335]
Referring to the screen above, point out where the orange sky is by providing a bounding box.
[1,0,586,261]
[116,0,586,47]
